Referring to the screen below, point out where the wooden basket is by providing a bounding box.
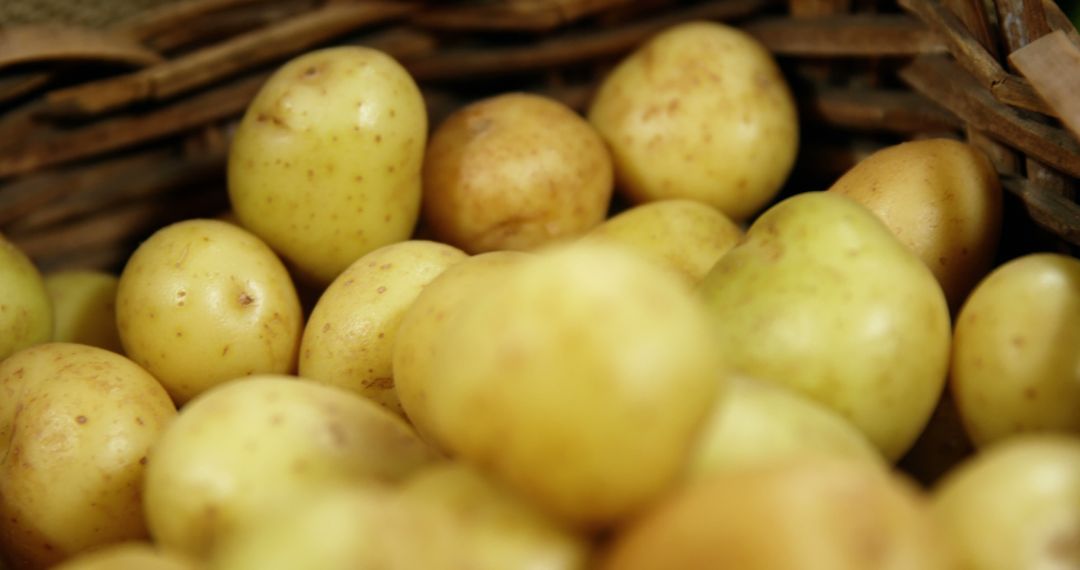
[1,0,1077,274]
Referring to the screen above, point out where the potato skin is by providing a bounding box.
[50,542,198,570]
[580,199,743,287]
[950,253,1080,447]
[588,21,798,221]
[600,458,955,570]
[0,343,177,570]
[932,435,1080,570]
[829,139,1002,310]
[143,376,435,560]
[0,236,51,361]
[116,219,303,404]
[420,243,723,528]
[228,46,427,284]
[44,270,123,353]
[422,93,613,253]
[298,240,467,416]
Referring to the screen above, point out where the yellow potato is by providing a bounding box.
[580,199,743,287]
[229,46,427,284]
[44,270,122,353]
[0,236,51,361]
[932,434,1080,570]
[394,251,532,445]
[700,192,951,461]
[50,542,198,570]
[588,21,798,221]
[950,253,1080,447]
[0,343,176,569]
[829,139,1002,310]
[601,458,955,570]
[116,219,303,404]
[208,484,465,570]
[143,375,434,560]
[298,240,466,416]
[399,462,590,570]
[422,243,723,528]
[686,376,883,478]
[422,92,613,253]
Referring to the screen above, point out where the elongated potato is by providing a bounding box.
[0,236,51,361]
[229,46,427,284]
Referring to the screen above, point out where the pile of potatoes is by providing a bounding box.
[0,20,1078,570]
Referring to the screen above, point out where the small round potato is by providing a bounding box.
[951,253,1080,447]
[829,139,1002,310]
[116,219,303,404]
[143,375,435,560]
[298,240,467,416]
[423,92,614,253]
[394,251,532,445]
[0,236,51,361]
[932,435,1080,570]
[588,21,798,221]
[580,199,743,287]
[420,243,723,528]
[0,343,177,569]
[229,46,427,285]
[686,376,883,478]
[51,542,198,570]
[44,270,123,353]
[601,458,955,570]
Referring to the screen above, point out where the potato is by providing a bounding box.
[950,253,1080,447]
[932,434,1080,570]
[587,21,798,221]
[0,343,176,569]
[228,46,427,284]
[143,375,434,559]
[0,236,51,361]
[394,251,532,445]
[298,240,466,416]
[600,458,955,570]
[580,199,743,287]
[420,243,723,527]
[208,484,465,570]
[44,270,122,353]
[116,219,303,404]
[398,462,590,570]
[829,139,1002,310]
[700,192,951,461]
[51,542,198,570]
[686,376,882,478]
[422,92,613,253]
[212,464,591,570]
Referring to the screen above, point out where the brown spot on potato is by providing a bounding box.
[377,286,387,294]
[139,456,147,465]
[238,292,254,307]
[1011,336,1026,348]
[76,416,88,424]
[222,345,231,356]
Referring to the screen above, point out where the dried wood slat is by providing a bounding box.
[0,72,267,179]
[1009,31,1080,142]
[404,0,775,81]
[0,25,163,72]
[1042,0,1080,49]
[412,0,635,32]
[901,54,1080,178]
[45,2,416,118]
[744,14,948,56]
[144,0,319,55]
[993,0,1051,53]
[0,72,50,107]
[0,149,175,228]
[801,87,962,133]
[966,126,1022,176]
[900,0,1053,116]
[941,0,998,56]
[1001,175,1080,245]
[788,0,851,19]
[111,0,282,42]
